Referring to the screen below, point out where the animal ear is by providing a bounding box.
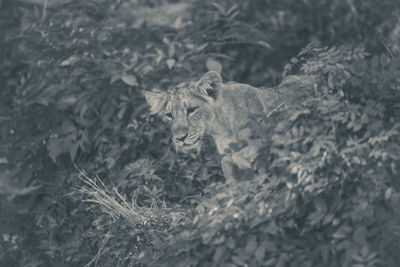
[144,91,167,116]
[196,71,222,99]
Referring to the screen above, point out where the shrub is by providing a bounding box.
[80,46,400,266]
[1,0,400,266]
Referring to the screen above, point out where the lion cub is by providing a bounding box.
[145,71,314,182]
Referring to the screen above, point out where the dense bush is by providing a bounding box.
[0,0,399,266]
[160,46,400,267]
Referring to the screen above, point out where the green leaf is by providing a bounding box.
[289,109,311,122]
[110,74,121,84]
[226,5,238,17]
[274,120,290,132]
[360,246,369,258]
[58,96,78,105]
[232,154,252,169]
[264,258,277,266]
[366,252,377,261]
[59,120,76,135]
[258,40,272,50]
[231,255,246,266]
[166,59,176,69]
[352,227,367,246]
[245,235,258,253]
[197,43,208,51]
[212,2,226,15]
[60,55,79,66]
[97,31,110,42]
[226,237,235,249]
[384,187,393,200]
[264,220,280,235]
[212,245,226,265]
[47,137,62,163]
[201,230,215,244]
[352,253,365,263]
[255,243,266,261]
[168,43,175,58]
[333,225,351,239]
[121,75,138,86]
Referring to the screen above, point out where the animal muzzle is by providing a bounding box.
[173,135,201,154]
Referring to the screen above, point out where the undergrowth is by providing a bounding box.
[1,0,400,266]
[79,46,400,266]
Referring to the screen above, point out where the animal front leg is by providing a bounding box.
[221,156,236,183]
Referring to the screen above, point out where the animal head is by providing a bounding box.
[145,71,222,154]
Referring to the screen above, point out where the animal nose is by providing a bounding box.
[175,133,188,142]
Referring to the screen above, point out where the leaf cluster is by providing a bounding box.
[1,0,400,266]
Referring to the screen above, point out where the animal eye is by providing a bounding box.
[165,112,173,119]
[187,107,197,115]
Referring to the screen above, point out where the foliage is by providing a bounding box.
[0,0,400,266]
[161,46,400,267]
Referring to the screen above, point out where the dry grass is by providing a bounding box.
[76,167,192,265]
[76,167,188,228]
